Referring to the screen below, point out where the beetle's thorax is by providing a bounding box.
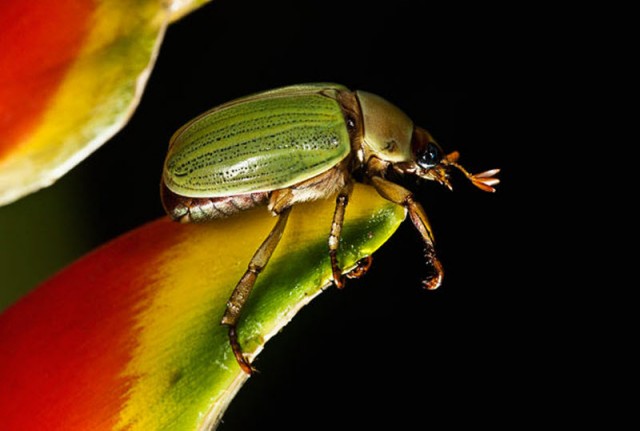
[355,91,415,164]
[336,89,417,181]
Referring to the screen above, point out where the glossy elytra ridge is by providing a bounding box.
[161,83,500,374]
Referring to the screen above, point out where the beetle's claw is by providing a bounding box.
[422,278,440,290]
[333,256,373,289]
[236,355,257,375]
[333,274,346,289]
[228,325,257,375]
[422,256,444,290]
[346,256,373,280]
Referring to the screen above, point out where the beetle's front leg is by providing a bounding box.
[221,207,292,375]
[371,177,443,290]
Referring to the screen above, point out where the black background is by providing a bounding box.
[13,0,535,428]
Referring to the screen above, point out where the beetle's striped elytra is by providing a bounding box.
[164,85,351,198]
[161,83,500,375]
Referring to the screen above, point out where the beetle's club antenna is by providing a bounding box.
[444,151,501,193]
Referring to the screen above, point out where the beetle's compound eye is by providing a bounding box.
[417,142,442,169]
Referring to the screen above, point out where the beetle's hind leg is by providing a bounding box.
[221,207,292,375]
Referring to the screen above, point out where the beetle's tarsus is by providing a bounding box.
[346,256,373,280]
[221,208,291,374]
[422,245,444,290]
[228,325,256,375]
[330,250,346,289]
[422,255,444,290]
[331,256,373,289]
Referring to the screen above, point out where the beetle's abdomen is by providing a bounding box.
[161,181,268,222]
[163,90,351,198]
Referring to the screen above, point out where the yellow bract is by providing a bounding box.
[115,184,405,430]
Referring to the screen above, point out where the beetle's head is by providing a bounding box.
[356,91,499,192]
[405,127,500,192]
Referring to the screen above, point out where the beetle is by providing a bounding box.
[160,83,499,375]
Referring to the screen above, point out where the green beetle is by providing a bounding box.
[161,83,499,374]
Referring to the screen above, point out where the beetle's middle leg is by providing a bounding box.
[221,207,292,375]
[329,181,365,289]
[371,177,444,290]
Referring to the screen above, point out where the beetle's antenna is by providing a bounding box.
[444,152,500,192]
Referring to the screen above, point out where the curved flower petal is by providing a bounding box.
[0,184,405,430]
[0,0,211,206]
[168,0,212,22]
